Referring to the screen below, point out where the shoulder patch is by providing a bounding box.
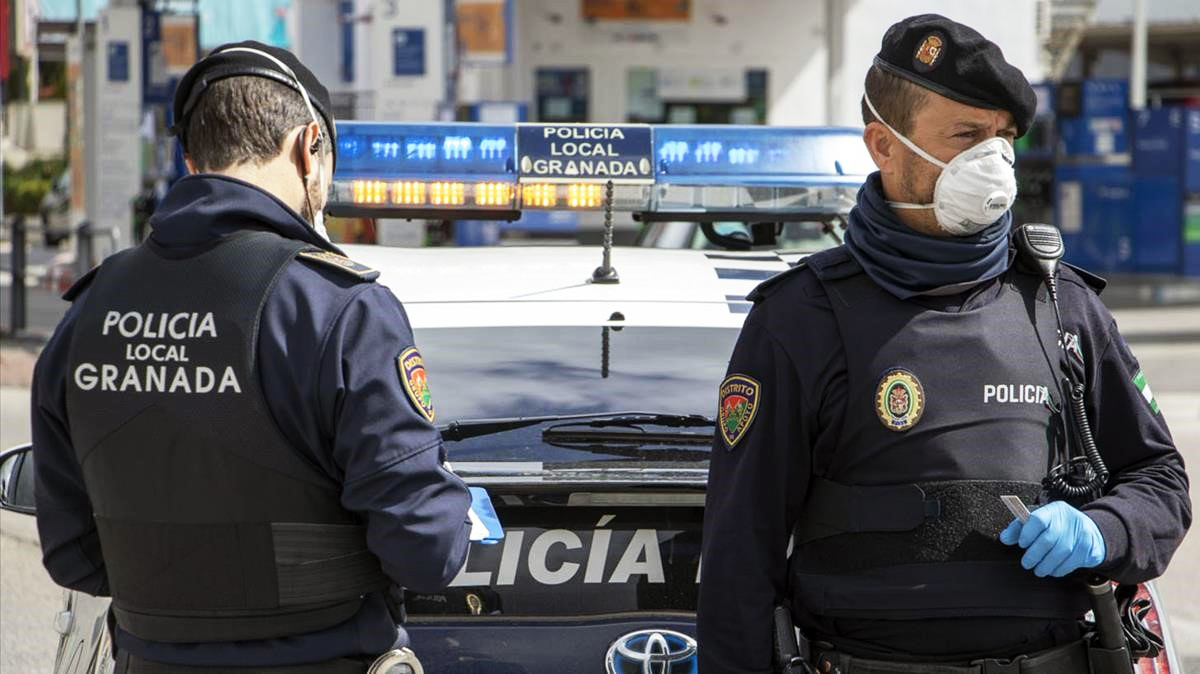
[397,347,436,423]
[718,374,761,449]
[297,249,379,281]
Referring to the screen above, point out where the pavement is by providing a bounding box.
[0,280,1197,672]
[1,388,61,674]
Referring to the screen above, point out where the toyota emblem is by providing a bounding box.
[606,629,698,674]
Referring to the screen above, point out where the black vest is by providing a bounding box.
[787,247,1090,621]
[64,231,388,643]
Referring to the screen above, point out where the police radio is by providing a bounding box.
[1014,224,1109,501]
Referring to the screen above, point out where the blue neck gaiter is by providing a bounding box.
[843,173,1013,299]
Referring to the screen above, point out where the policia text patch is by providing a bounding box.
[72,311,242,394]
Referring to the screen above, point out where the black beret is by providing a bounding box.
[172,40,337,164]
[874,14,1037,137]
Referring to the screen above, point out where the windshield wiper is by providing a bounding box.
[441,412,714,442]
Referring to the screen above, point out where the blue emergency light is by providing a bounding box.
[332,122,518,215]
[327,122,873,221]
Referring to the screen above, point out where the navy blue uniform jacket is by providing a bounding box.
[698,251,1191,673]
[31,175,472,666]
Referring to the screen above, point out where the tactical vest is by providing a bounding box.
[787,247,1091,621]
[64,231,389,643]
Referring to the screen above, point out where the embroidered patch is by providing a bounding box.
[1133,369,1160,415]
[397,347,436,422]
[913,32,946,72]
[1063,331,1085,367]
[718,374,760,448]
[876,369,925,432]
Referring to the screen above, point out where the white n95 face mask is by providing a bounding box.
[865,93,1017,236]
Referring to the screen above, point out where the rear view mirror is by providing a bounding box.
[0,445,36,515]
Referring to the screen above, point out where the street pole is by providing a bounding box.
[10,216,28,334]
[1130,0,1148,111]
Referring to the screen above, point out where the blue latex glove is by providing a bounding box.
[999,501,1106,578]
[467,487,505,545]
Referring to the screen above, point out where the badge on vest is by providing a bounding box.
[719,374,760,449]
[876,369,925,432]
[398,347,436,422]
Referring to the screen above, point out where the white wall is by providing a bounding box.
[293,0,446,121]
[511,0,830,126]
[369,0,447,121]
[293,0,341,92]
[829,0,1042,128]
[292,0,1043,127]
[1,102,67,157]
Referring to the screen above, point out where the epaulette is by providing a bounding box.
[62,265,100,301]
[1061,262,1107,295]
[748,246,862,302]
[747,260,809,302]
[804,245,862,281]
[296,249,379,282]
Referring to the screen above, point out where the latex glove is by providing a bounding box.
[999,501,1106,578]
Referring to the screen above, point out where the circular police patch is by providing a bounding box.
[875,369,925,432]
[397,347,436,423]
[718,374,760,449]
[913,31,947,73]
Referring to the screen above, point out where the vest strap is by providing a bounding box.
[796,478,940,543]
[273,523,390,606]
[791,561,1091,621]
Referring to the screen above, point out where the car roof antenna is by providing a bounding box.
[591,180,619,284]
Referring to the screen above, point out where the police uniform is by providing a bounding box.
[32,49,471,671]
[697,15,1190,674]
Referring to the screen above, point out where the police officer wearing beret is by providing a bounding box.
[31,42,471,672]
[698,15,1190,674]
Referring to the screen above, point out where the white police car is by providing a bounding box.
[0,121,1183,674]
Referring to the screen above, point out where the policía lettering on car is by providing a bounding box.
[450,527,702,587]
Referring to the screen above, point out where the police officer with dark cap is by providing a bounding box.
[31,41,471,672]
[698,14,1190,673]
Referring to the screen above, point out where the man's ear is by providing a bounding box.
[184,155,198,175]
[863,121,898,174]
[300,121,322,179]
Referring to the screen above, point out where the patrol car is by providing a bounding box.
[0,121,1182,673]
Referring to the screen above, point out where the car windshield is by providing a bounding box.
[418,326,740,462]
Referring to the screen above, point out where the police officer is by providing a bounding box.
[31,42,471,672]
[698,15,1190,674]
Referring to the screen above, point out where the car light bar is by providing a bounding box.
[327,122,872,221]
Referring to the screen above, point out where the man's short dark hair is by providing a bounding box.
[184,76,332,172]
[860,65,929,134]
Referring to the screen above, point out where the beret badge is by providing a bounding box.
[913,32,946,72]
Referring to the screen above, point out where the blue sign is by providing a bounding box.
[517,124,653,183]
[108,41,130,82]
[392,28,426,77]
[339,1,354,83]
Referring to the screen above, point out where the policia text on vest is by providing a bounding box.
[73,311,244,395]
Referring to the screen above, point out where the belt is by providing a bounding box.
[114,651,369,674]
[813,640,1089,674]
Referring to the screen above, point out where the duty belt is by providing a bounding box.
[812,640,1088,674]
